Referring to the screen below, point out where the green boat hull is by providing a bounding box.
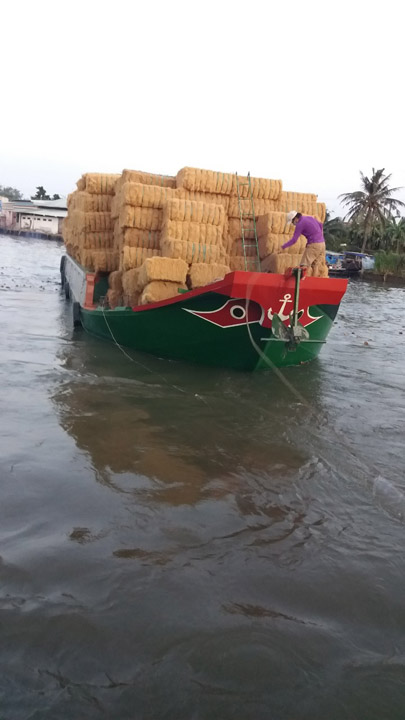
[62,255,347,372]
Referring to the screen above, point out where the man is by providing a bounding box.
[282,211,326,270]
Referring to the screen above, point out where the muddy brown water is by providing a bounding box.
[1,234,405,719]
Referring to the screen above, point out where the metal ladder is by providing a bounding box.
[236,172,261,272]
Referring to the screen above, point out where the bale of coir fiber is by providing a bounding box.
[122,268,139,297]
[71,211,113,233]
[161,219,224,245]
[176,167,282,200]
[228,240,261,257]
[188,263,231,289]
[163,198,226,227]
[228,197,279,218]
[137,256,188,289]
[79,249,119,272]
[140,281,188,305]
[256,212,294,237]
[106,289,123,309]
[68,192,112,213]
[229,256,261,272]
[120,182,173,209]
[258,234,306,259]
[161,239,228,265]
[108,270,123,292]
[121,246,160,271]
[120,169,176,188]
[121,228,161,250]
[119,206,162,231]
[76,173,120,195]
[260,253,303,274]
[78,232,115,250]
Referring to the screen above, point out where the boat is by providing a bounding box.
[326,250,375,278]
[61,253,348,372]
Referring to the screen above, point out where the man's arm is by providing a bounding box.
[282,221,302,250]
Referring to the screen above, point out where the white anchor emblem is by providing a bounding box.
[267,293,293,322]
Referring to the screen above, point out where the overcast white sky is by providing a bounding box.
[1,0,404,215]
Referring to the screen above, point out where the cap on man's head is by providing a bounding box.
[286,210,298,224]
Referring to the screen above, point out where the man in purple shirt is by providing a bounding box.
[282,211,326,270]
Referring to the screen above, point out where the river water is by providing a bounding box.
[1,234,405,719]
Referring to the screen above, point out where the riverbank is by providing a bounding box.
[363,270,405,285]
[0,227,62,241]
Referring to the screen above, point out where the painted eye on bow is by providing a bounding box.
[230,305,246,320]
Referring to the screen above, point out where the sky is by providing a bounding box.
[1,0,404,215]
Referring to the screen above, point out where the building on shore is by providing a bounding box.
[0,197,67,239]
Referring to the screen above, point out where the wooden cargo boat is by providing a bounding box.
[61,254,347,371]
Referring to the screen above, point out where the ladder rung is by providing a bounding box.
[242,212,254,217]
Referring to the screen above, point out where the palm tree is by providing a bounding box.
[339,168,405,252]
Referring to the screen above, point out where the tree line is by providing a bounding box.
[324,168,405,254]
[0,185,61,201]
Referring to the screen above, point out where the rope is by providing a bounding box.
[101,304,187,394]
[244,272,318,415]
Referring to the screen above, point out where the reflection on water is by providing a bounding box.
[1,236,405,719]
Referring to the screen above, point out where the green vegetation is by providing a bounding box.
[325,169,405,279]
[32,186,61,201]
[0,185,23,201]
[373,252,405,278]
[332,168,405,254]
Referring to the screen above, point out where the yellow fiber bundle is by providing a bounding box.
[229,256,262,272]
[316,203,326,223]
[121,246,160,271]
[161,239,228,264]
[107,289,123,309]
[78,232,115,250]
[122,229,161,250]
[174,188,230,211]
[260,253,303,274]
[68,192,112,213]
[72,211,113,233]
[229,240,260,257]
[77,173,120,195]
[161,219,224,245]
[258,234,306,258]
[79,249,118,272]
[120,182,173,208]
[119,205,162,231]
[138,256,188,288]
[164,198,225,227]
[228,218,256,240]
[120,169,176,188]
[140,281,188,305]
[176,167,282,199]
[188,263,230,289]
[228,197,279,218]
[122,268,139,295]
[111,194,120,220]
[108,270,123,291]
[280,191,318,204]
[256,212,294,237]
[273,196,325,221]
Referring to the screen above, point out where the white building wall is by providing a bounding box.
[20,215,59,235]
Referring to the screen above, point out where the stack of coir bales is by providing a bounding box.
[226,188,327,273]
[160,197,231,288]
[255,212,305,274]
[64,173,119,271]
[63,165,329,308]
[176,167,283,274]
